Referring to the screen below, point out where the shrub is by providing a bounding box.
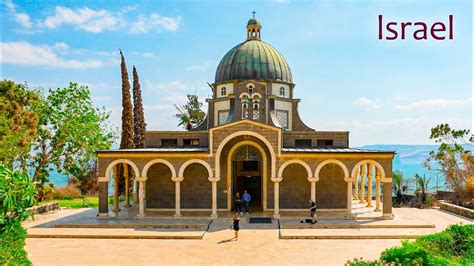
[345,257,384,265]
[380,241,429,265]
[62,195,73,200]
[0,166,35,265]
[52,184,81,199]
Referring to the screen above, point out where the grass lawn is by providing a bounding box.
[37,197,100,208]
[37,196,127,208]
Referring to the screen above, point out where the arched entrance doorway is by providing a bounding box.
[231,144,264,212]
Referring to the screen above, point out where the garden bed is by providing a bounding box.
[439,201,474,219]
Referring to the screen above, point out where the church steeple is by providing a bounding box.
[246,11,261,40]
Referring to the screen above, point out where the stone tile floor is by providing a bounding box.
[24,206,473,265]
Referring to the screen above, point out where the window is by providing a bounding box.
[218,110,229,125]
[317,139,334,148]
[242,100,249,119]
[275,110,288,129]
[295,139,312,148]
[279,87,285,96]
[221,87,226,96]
[184,139,199,146]
[161,139,177,147]
[248,87,253,94]
[252,102,260,120]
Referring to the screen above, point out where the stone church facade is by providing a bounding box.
[96,16,395,219]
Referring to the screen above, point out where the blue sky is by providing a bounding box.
[1,0,472,146]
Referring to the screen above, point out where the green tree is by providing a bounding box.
[174,94,205,131]
[424,123,473,205]
[0,166,36,265]
[29,82,115,199]
[132,66,146,148]
[392,170,405,204]
[119,50,134,149]
[0,80,40,169]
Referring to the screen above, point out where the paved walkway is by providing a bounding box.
[25,207,472,265]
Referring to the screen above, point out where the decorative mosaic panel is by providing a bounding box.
[218,110,229,125]
[276,110,288,129]
[253,110,260,120]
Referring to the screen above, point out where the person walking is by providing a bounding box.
[231,214,240,240]
[308,198,317,224]
[242,190,251,214]
[234,192,242,214]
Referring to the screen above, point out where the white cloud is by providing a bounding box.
[42,6,123,33]
[394,98,472,111]
[5,0,32,29]
[352,97,380,110]
[185,61,210,71]
[130,13,181,34]
[132,51,155,58]
[0,42,102,69]
[145,80,191,91]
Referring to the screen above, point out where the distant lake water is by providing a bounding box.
[48,145,462,193]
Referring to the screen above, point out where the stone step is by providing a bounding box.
[281,223,435,229]
[279,228,434,239]
[53,223,208,229]
[27,228,206,239]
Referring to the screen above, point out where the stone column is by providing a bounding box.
[309,178,317,201]
[209,177,220,219]
[346,180,352,216]
[124,164,131,208]
[271,177,282,219]
[353,168,359,200]
[172,176,183,217]
[98,177,109,218]
[366,163,373,207]
[359,164,366,203]
[113,165,120,212]
[136,177,147,218]
[383,182,393,219]
[375,168,382,212]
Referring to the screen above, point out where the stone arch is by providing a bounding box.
[215,130,276,178]
[178,159,213,178]
[142,159,176,178]
[315,159,349,179]
[104,159,140,182]
[226,140,268,211]
[351,159,387,181]
[278,159,312,179]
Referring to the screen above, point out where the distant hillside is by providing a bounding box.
[358,144,471,162]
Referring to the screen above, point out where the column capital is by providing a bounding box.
[271,177,283,183]
[172,176,184,182]
[208,177,220,182]
[308,177,319,183]
[136,176,148,182]
[98,177,108,182]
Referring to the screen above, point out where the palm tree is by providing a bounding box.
[174,105,192,131]
[392,170,404,204]
[413,173,431,204]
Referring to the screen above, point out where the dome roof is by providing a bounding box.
[247,18,260,26]
[215,40,293,84]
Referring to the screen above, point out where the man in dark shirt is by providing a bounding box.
[308,198,317,224]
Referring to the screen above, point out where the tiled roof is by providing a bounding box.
[97,147,208,153]
[281,147,394,153]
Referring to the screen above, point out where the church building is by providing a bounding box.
[96,15,395,219]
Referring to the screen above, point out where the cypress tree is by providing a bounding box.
[132,66,147,148]
[118,49,134,194]
[119,49,134,149]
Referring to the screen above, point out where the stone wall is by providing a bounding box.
[280,164,310,209]
[146,163,174,208]
[27,202,59,214]
[181,163,212,209]
[439,201,474,219]
[316,163,347,209]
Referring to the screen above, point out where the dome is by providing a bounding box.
[214,17,293,84]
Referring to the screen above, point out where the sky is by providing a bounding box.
[1,0,472,146]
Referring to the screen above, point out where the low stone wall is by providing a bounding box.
[439,201,474,219]
[27,202,59,215]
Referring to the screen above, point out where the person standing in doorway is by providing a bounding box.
[308,198,317,224]
[242,190,251,214]
[234,192,242,214]
[232,214,240,240]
